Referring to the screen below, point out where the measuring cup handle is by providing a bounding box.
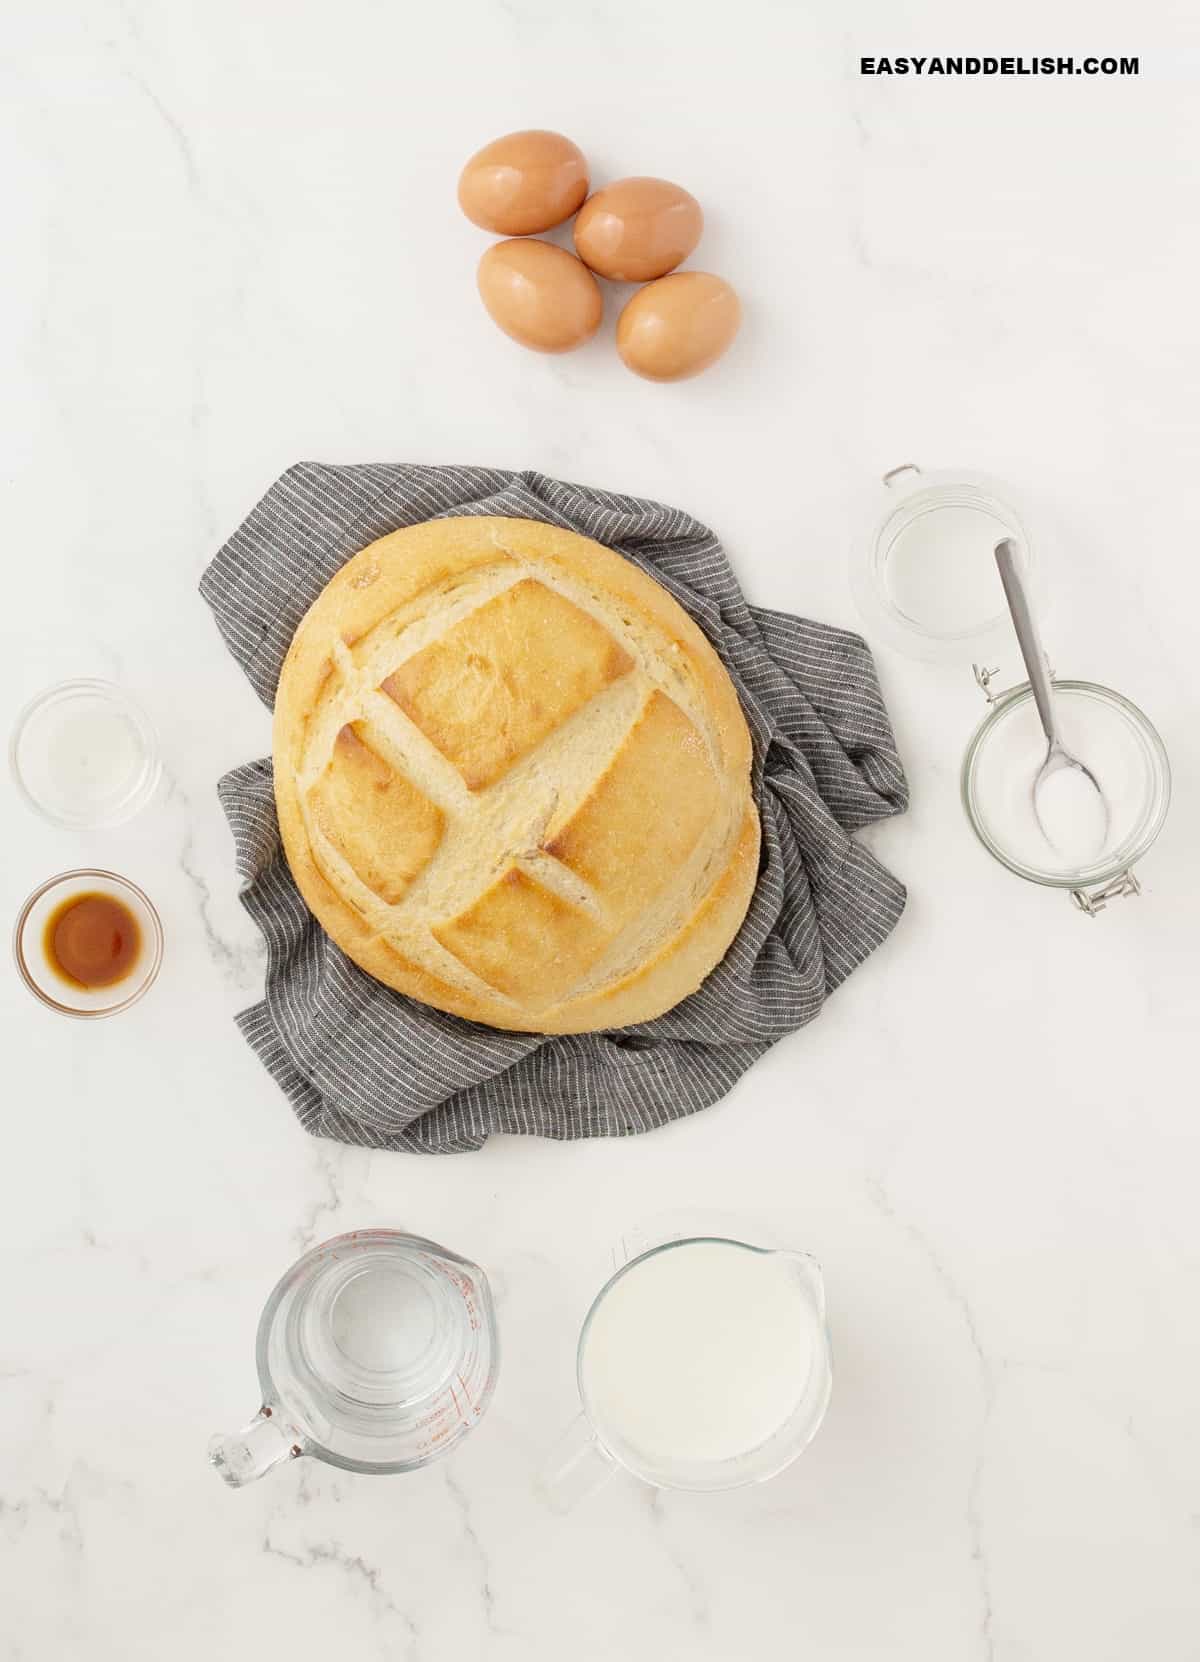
[208,1405,303,1488]
[537,1416,619,1513]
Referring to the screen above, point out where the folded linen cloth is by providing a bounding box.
[201,463,908,1153]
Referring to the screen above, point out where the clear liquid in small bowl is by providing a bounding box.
[11,680,160,828]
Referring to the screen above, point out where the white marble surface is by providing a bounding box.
[4,1,1200,1657]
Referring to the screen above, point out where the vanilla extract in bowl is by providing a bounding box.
[44,890,141,989]
[13,870,163,1018]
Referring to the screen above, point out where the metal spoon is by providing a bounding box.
[993,538,1110,858]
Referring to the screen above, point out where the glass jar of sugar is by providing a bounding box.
[962,676,1170,913]
[854,464,1171,913]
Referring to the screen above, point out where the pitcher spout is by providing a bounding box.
[779,1249,827,1320]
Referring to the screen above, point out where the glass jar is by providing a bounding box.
[962,676,1171,913]
[855,462,1171,914]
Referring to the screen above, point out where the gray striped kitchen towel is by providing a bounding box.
[201,463,908,1153]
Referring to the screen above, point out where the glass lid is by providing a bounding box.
[854,465,1038,663]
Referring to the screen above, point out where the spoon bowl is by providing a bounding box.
[993,539,1111,861]
[1032,738,1111,859]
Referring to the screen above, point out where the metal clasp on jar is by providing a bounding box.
[1071,871,1141,917]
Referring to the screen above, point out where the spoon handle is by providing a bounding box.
[994,539,1058,745]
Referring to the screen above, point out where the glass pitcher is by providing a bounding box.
[209,1229,499,1486]
[543,1234,832,1507]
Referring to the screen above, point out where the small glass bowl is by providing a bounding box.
[13,870,164,1018]
[962,680,1171,888]
[10,678,161,829]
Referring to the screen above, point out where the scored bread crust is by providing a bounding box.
[273,516,760,1034]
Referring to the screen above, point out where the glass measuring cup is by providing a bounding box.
[209,1230,499,1486]
[543,1236,832,1507]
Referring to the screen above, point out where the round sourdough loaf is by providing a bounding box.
[273,516,759,1034]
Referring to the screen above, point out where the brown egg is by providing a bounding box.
[458,130,589,235]
[574,177,703,282]
[477,239,603,353]
[617,273,741,381]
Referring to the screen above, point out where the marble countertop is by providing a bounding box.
[5,2,1199,1657]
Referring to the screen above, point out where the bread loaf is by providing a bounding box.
[273,516,759,1034]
